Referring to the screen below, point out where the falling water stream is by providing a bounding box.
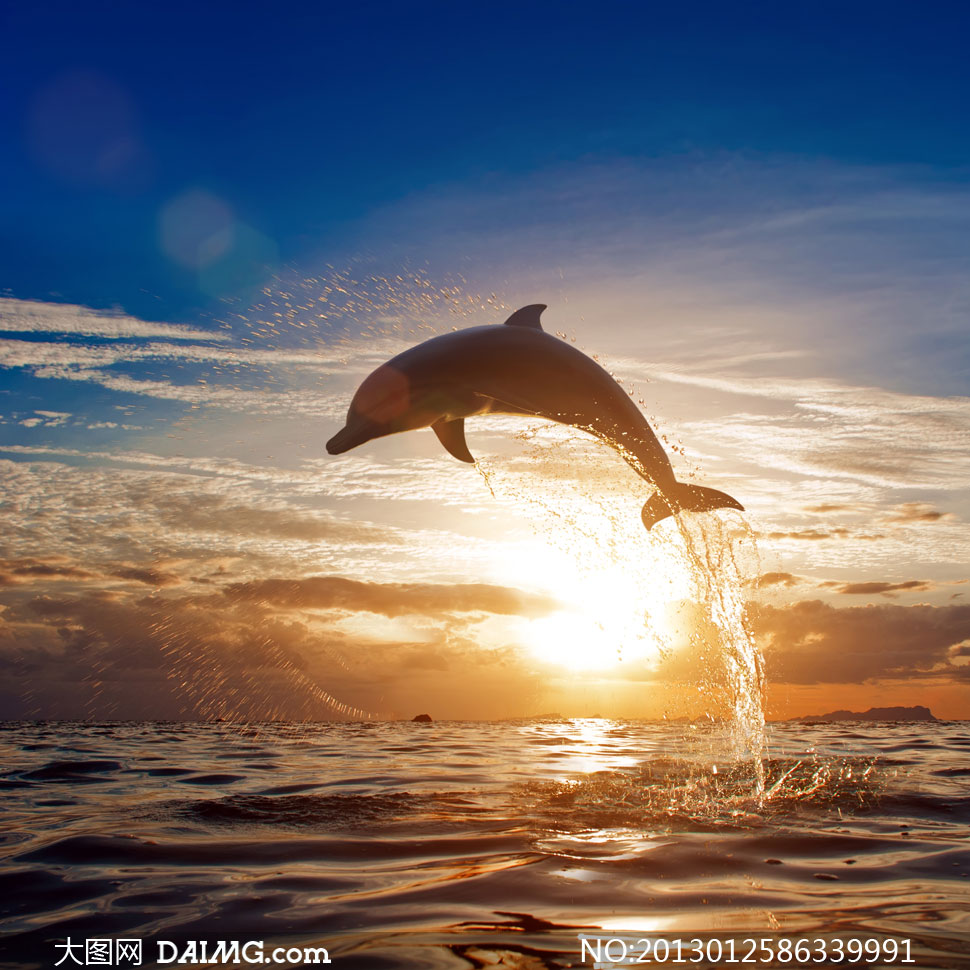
[475,422,768,803]
[673,515,768,796]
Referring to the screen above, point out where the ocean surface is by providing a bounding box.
[1,720,968,969]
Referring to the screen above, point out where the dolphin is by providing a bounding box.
[326,304,743,530]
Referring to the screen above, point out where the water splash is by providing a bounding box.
[669,514,767,796]
[473,422,767,795]
[525,750,893,835]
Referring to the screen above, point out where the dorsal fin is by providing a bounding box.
[432,417,475,463]
[502,304,546,331]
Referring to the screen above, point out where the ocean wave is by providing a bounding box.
[1,720,968,970]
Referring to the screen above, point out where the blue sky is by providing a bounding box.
[2,2,969,719]
[4,1,970,320]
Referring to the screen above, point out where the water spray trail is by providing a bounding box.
[669,514,767,797]
[473,423,767,797]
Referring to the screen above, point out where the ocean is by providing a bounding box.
[1,719,968,969]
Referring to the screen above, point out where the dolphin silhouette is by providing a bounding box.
[326,305,743,530]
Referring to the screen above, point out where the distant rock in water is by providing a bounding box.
[798,705,936,723]
[412,713,433,723]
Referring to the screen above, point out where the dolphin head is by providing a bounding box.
[327,364,425,455]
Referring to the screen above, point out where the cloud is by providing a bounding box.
[0,300,393,419]
[109,566,182,587]
[803,503,854,514]
[759,527,887,542]
[0,293,442,419]
[18,411,71,429]
[0,556,180,590]
[665,373,970,491]
[0,558,97,585]
[0,456,405,561]
[148,492,392,545]
[835,580,932,596]
[3,589,356,720]
[221,576,558,618]
[762,528,852,541]
[0,296,227,341]
[615,356,969,582]
[0,453,524,612]
[755,572,801,588]
[882,502,952,525]
[0,572,558,719]
[751,599,970,684]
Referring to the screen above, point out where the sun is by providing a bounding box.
[473,422,731,675]
[522,610,629,671]
[496,502,697,673]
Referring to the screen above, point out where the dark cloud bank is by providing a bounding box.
[752,600,970,685]
[2,569,968,719]
[0,575,558,720]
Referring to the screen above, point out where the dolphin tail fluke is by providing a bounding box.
[641,483,744,530]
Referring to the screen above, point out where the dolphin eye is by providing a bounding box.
[354,365,411,423]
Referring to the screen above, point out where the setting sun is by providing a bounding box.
[477,454,710,672]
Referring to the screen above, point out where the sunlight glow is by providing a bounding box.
[481,450,698,671]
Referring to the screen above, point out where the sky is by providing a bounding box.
[1,2,968,720]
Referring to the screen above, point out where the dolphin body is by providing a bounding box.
[326,305,743,530]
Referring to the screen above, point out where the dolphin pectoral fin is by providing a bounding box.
[432,417,476,463]
[502,304,547,331]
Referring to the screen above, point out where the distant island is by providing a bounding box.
[795,705,937,723]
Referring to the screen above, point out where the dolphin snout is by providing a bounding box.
[326,425,360,455]
[327,420,377,455]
